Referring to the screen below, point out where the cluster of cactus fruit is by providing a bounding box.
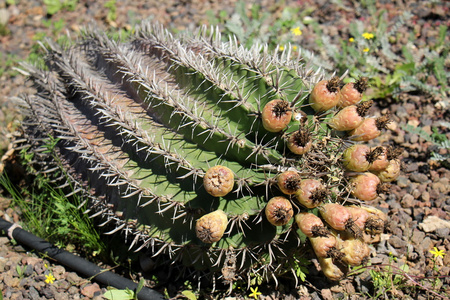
[15,22,402,285]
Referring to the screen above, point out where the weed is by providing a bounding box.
[349,253,449,299]
[15,264,26,279]
[42,18,66,35]
[0,137,108,261]
[211,2,448,100]
[206,9,229,27]
[103,278,145,300]
[0,24,10,36]
[0,52,18,78]
[181,281,198,300]
[43,0,78,16]
[402,122,450,162]
[104,0,118,24]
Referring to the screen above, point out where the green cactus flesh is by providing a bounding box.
[16,22,390,283]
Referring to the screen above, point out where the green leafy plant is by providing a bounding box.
[0,137,107,260]
[103,278,145,300]
[368,257,410,298]
[0,52,18,78]
[349,250,449,299]
[43,0,78,15]
[402,123,450,162]
[181,281,198,300]
[104,0,118,23]
[15,265,26,279]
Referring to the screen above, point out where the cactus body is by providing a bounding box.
[16,22,396,283]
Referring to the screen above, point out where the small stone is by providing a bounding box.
[23,264,33,277]
[413,209,425,222]
[421,237,433,251]
[321,288,333,300]
[386,198,402,210]
[421,191,430,202]
[436,227,450,239]
[81,283,101,298]
[0,257,6,272]
[389,236,407,249]
[22,256,41,267]
[0,237,9,246]
[407,251,419,261]
[56,279,72,292]
[411,189,421,199]
[65,272,84,285]
[401,194,415,208]
[409,134,419,144]
[34,262,46,275]
[28,286,40,299]
[428,188,440,200]
[9,292,23,300]
[52,265,66,280]
[419,216,450,232]
[431,182,447,194]
[4,275,21,288]
[41,286,55,299]
[67,286,79,295]
[396,176,409,187]
[52,292,70,300]
[410,173,428,183]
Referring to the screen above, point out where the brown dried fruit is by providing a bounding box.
[265,196,294,226]
[203,165,234,197]
[196,210,228,243]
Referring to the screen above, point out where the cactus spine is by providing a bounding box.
[16,22,395,284]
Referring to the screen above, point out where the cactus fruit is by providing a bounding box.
[338,77,369,108]
[318,257,348,281]
[277,171,301,195]
[295,179,327,208]
[295,212,330,237]
[328,100,373,131]
[265,196,294,226]
[309,235,342,260]
[196,210,228,243]
[342,144,373,172]
[15,22,399,283]
[375,159,401,182]
[336,232,371,266]
[204,165,234,197]
[349,114,391,141]
[261,99,292,132]
[350,172,390,201]
[309,76,341,112]
[287,126,313,155]
[319,203,363,239]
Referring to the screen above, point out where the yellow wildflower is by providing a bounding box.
[279,45,285,51]
[362,32,374,40]
[249,286,262,299]
[291,27,302,36]
[363,48,370,52]
[430,247,446,259]
[293,45,298,51]
[349,37,355,42]
[45,273,56,284]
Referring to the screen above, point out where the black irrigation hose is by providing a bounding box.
[0,218,164,300]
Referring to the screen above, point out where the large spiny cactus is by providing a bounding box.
[16,22,397,285]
